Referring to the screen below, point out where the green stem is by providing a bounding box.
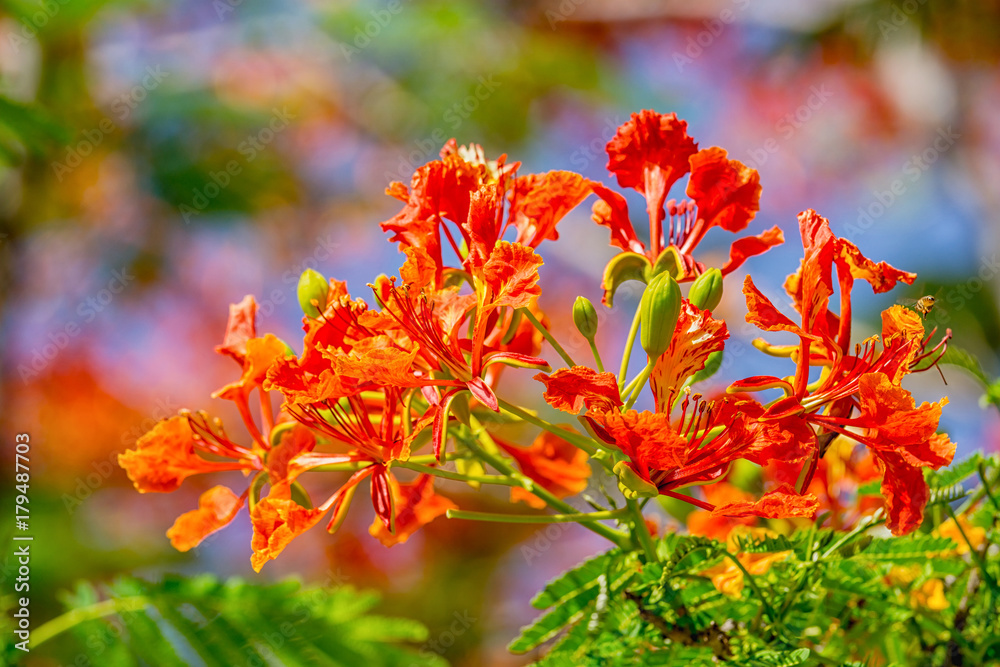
[618,306,642,387]
[588,339,605,373]
[466,415,630,549]
[821,510,885,559]
[721,551,777,623]
[520,307,576,368]
[625,497,658,562]
[307,452,473,472]
[945,505,1000,594]
[623,358,656,411]
[977,462,1000,512]
[446,508,627,524]
[32,597,150,648]
[392,460,519,486]
[497,399,599,456]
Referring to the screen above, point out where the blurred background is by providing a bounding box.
[2,0,999,664]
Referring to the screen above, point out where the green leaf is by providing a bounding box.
[530,552,616,610]
[927,453,983,489]
[855,535,957,561]
[749,648,811,667]
[20,576,444,667]
[689,349,724,385]
[932,344,990,387]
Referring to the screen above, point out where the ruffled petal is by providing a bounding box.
[711,485,819,519]
[482,241,544,309]
[509,171,593,248]
[534,366,623,414]
[250,494,325,572]
[685,147,761,235]
[215,295,257,364]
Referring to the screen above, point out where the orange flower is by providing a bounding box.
[118,416,251,493]
[497,429,592,509]
[934,515,986,555]
[732,209,953,534]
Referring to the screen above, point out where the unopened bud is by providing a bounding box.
[613,461,659,499]
[573,296,599,340]
[688,268,724,312]
[297,269,329,318]
[639,272,682,359]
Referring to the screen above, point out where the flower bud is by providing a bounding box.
[688,268,724,312]
[573,296,599,340]
[297,268,329,318]
[639,272,681,359]
[613,461,659,499]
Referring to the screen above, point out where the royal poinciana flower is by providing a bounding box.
[591,110,784,305]
[733,210,955,534]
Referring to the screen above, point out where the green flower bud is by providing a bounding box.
[688,268,724,312]
[573,296,599,340]
[297,268,329,318]
[639,272,682,359]
[613,461,659,499]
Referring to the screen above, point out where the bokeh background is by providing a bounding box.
[2,0,1000,664]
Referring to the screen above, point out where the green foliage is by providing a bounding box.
[517,455,1000,666]
[1,575,445,667]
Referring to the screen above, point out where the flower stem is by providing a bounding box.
[520,307,576,368]
[465,415,630,549]
[623,358,656,410]
[446,508,627,524]
[497,398,600,457]
[589,339,605,373]
[977,462,1000,512]
[32,596,150,648]
[625,497,658,562]
[618,306,642,387]
[945,505,1000,594]
[392,459,519,486]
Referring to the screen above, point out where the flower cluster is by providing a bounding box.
[119,110,955,571]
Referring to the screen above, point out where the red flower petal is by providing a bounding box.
[589,181,644,253]
[721,226,784,276]
[606,110,698,197]
[215,295,257,365]
[743,275,807,336]
[685,147,761,236]
[877,451,930,536]
[509,171,593,248]
[250,495,325,572]
[711,485,819,519]
[482,241,544,309]
[167,486,243,552]
[534,366,623,414]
